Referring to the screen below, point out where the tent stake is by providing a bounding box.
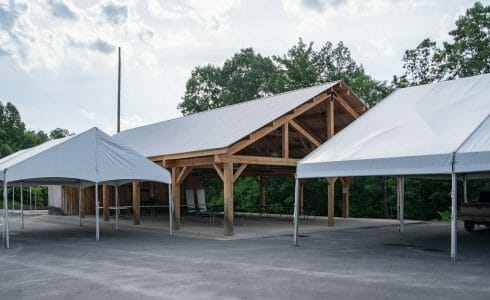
[451,173,457,261]
[293,177,299,246]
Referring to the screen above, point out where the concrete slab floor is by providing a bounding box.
[0,214,489,299]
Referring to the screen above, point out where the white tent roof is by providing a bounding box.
[0,127,170,185]
[297,74,490,178]
[113,81,366,157]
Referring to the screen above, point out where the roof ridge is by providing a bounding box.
[116,81,340,135]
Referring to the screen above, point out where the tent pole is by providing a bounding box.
[397,176,405,233]
[12,186,14,212]
[115,182,119,231]
[293,177,300,246]
[79,182,82,226]
[20,182,24,229]
[95,183,99,241]
[168,183,173,236]
[463,176,468,204]
[3,171,9,249]
[29,187,32,212]
[451,173,457,261]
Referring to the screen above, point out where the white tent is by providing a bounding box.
[0,127,172,248]
[293,74,490,260]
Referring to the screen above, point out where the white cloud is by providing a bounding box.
[79,108,95,119]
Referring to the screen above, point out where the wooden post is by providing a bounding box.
[282,123,289,158]
[327,95,335,139]
[172,168,181,230]
[299,180,305,215]
[340,177,353,218]
[132,182,141,225]
[259,176,266,212]
[102,185,110,222]
[223,162,234,236]
[326,177,337,227]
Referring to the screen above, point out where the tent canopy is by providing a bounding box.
[0,127,171,185]
[297,74,490,179]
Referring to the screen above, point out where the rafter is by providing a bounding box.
[215,154,298,166]
[334,95,359,119]
[289,119,321,147]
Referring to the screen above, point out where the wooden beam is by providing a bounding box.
[215,154,298,166]
[132,182,141,225]
[172,168,181,229]
[289,119,321,147]
[223,162,234,236]
[233,164,247,183]
[102,185,110,222]
[327,96,335,138]
[334,95,359,119]
[282,123,289,158]
[326,177,337,227]
[228,92,330,154]
[150,148,228,162]
[340,177,353,218]
[164,156,214,168]
[213,164,224,181]
[176,166,193,185]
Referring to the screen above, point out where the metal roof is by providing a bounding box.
[113,81,362,157]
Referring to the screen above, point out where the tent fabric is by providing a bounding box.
[297,74,490,178]
[113,81,365,157]
[0,127,170,185]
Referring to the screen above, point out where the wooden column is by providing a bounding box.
[340,177,353,218]
[172,168,181,229]
[326,177,337,227]
[327,95,335,139]
[282,123,289,158]
[132,182,141,225]
[102,185,110,222]
[299,180,305,215]
[259,176,266,212]
[223,162,234,236]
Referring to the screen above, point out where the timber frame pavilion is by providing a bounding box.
[111,81,367,236]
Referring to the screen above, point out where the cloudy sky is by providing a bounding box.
[0,0,485,134]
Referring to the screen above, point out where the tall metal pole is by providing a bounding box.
[20,182,24,229]
[117,47,121,133]
[293,177,300,246]
[11,186,14,212]
[95,183,100,241]
[29,187,32,212]
[451,173,458,261]
[3,170,9,248]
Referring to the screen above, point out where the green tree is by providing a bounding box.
[49,128,73,139]
[441,2,490,78]
[401,38,442,85]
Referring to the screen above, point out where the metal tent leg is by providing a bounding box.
[20,182,24,229]
[451,173,457,261]
[397,177,405,233]
[115,182,119,231]
[463,176,468,204]
[293,178,300,246]
[168,184,173,236]
[3,171,9,249]
[95,183,99,241]
[79,183,82,226]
